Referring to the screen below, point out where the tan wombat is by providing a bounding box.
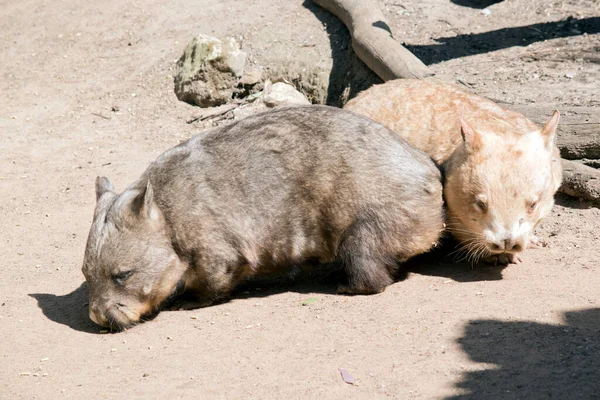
[82,105,444,330]
[345,78,562,265]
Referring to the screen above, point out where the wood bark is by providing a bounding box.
[313,0,433,80]
[560,159,600,205]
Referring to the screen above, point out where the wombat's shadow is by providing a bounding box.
[405,237,508,282]
[233,237,506,304]
[29,243,500,333]
[29,283,101,334]
[448,308,600,399]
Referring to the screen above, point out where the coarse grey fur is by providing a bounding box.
[82,105,444,329]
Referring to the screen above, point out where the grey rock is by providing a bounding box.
[174,34,247,107]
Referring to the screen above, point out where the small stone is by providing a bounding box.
[239,69,263,86]
[481,8,492,16]
[262,81,310,108]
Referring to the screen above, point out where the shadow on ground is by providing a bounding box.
[406,17,600,65]
[555,192,598,210]
[449,308,600,399]
[303,0,382,106]
[406,237,508,282]
[29,283,100,334]
[450,0,504,9]
[29,239,503,332]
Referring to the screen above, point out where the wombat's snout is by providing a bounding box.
[488,236,524,253]
[89,305,108,327]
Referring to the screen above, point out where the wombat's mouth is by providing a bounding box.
[104,304,159,332]
[102,280,186,332]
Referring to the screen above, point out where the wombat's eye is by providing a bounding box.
[473,197,488,213]
[112,270,134,285]
[527,200,539,213]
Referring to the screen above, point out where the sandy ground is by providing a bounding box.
[1,0,599,398]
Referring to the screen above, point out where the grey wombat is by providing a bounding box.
[82,105,444,329]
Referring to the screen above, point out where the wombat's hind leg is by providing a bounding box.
[336,220,396,295]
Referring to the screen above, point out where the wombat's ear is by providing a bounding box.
[95,176,114,201]
[540,110,559,149]
[131,181,156,220]
[459,117,483,153]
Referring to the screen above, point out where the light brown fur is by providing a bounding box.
[345,78,562,264]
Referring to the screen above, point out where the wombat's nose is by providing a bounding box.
[489,237,523,252]
[89,307,108,327]
[504,239,523,252]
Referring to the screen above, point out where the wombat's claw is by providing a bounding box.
[527,235,545,249]
[336,284,385,295]
[482,253,522,266]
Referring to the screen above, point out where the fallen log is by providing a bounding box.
[510,105,600,160]
[560,159,600,205]
[312,0,433,80]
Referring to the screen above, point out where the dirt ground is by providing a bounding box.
[1,0,599,398]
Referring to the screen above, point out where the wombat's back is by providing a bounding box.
[141,105,442,260]
[345,78,540,165]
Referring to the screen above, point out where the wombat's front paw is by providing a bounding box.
[527,235,546,249]
[336,284,386,295]
[482,253,523,266]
